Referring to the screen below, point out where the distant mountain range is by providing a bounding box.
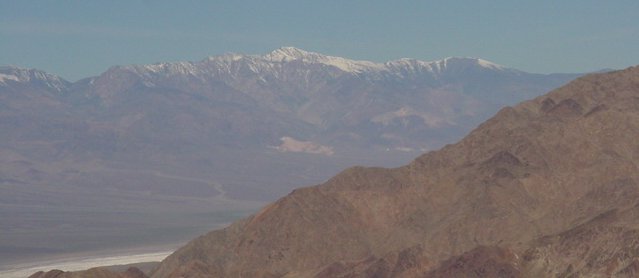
[1,47,582,153]
[1,48,583,264]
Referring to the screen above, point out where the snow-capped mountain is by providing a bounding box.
[106,47,514,85]
[2,47,583,150]
[219,47,512,76]
[0,66,69,91]
[79,47,576,149]
[2,47,584,154]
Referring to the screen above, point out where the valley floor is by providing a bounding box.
[0,246,174,278]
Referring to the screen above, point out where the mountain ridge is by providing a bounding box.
[0,47,541,84]
[1,47,583,152]
[117,47,517,81]
[0,65,70,92]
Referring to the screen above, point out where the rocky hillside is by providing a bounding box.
[148,65,639,277]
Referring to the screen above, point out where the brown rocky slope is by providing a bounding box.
[142,65,639,277]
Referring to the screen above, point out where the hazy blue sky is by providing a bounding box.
[1,1,638,80]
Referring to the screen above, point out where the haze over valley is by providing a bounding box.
[0,48,582,267]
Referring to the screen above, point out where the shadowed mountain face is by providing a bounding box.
[0,49,581,263]
[148,66,639,277]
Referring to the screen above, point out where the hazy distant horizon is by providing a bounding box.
[2,1,638,80]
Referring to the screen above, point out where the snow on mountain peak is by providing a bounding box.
[438,57,505,71]
[385,58,435,72]
[103,47,512,83]
[0,66,68,91]
[265,46,313,62]
[0,72,20,83]
[260,49,507,74]
[115,61,199,80]
[207,53,245,63]
[476,58,504,70]
[262,47,384,73]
